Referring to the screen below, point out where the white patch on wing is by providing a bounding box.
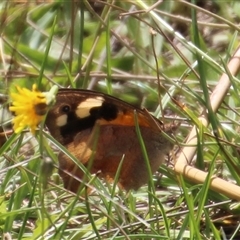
[56,114,68,126]
[76,97,104,118]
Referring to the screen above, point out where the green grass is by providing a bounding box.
[1,1,240,239]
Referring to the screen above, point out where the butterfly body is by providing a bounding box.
[45,89,176,192]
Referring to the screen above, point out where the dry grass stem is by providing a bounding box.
[175,46,240,200]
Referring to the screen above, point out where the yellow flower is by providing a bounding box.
[9,84,58,134]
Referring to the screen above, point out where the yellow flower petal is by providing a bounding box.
[9,84,47,134]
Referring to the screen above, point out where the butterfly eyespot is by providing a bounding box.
[61,105,71,113]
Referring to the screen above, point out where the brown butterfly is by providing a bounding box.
[45,89,177,192]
